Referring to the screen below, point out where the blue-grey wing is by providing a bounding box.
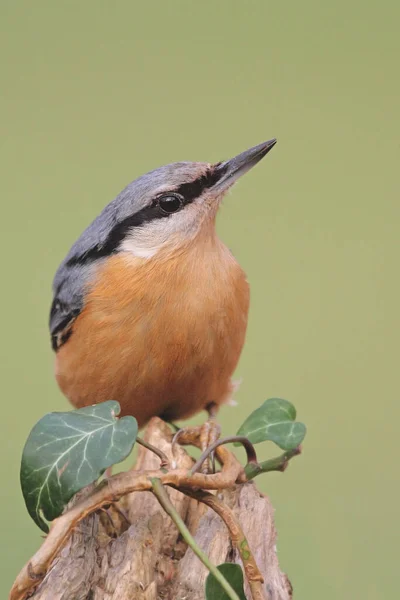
[49,261,100,351]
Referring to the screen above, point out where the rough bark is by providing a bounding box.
[27,419,292,600]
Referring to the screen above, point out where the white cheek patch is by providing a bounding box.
[120,237,161,259]
[119,205,202,259]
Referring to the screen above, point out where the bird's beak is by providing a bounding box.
[212,138,277,191]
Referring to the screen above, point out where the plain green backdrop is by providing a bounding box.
[1,2,399,598]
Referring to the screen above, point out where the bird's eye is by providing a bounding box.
[158,194,183,214]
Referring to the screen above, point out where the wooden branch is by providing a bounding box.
[10,418,293,600]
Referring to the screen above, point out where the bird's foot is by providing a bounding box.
[171,403,221,473]
[199,417,221,473]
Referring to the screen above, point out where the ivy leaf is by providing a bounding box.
[205,563,246,600]
[20,400,137,532]
[236,398,306,450]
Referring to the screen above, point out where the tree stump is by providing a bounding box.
[14,418,293,600]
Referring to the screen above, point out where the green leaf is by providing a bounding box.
[205,563,246,600]
[20,400,137,532]
[236,397,306,450]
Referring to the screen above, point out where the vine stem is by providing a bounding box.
[136,436,170,468]
[190,436,258,475]
[150,477,241,600]
[243,446,302,481]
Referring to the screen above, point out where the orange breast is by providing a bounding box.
[55,236,249,427]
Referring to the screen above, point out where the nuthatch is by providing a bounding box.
[50,139,277,432]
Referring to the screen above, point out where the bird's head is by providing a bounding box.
[64,139,277,265]
[115,138,277,259]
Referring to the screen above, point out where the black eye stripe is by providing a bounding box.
[174,166,224,203]
[65,203,170,266]
[66,167,223,267]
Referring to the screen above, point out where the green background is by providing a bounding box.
[1,2,399,598]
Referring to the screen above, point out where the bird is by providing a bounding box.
[49,139,277,440]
